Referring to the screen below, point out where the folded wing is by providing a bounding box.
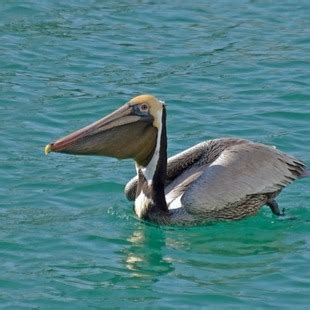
[181,141,305,215]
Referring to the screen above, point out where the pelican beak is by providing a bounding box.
[44,103,157,164]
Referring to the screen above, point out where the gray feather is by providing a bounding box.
[300,168,310,178]
[125,138,306,221]
[181,140,304,215]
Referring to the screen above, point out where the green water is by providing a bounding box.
[1,0,310,308]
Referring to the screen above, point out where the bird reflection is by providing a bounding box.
[122,224,175,279]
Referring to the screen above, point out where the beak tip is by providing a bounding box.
[44,144,52,155]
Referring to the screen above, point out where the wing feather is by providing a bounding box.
[124,140,212,201]
[181,141,305,215]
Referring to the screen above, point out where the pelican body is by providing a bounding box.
[45,95,309,226]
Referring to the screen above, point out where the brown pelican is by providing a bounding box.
[45,95,309,225]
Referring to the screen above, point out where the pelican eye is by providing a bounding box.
[139,104,149,113]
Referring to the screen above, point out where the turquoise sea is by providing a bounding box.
[1,1,310,308]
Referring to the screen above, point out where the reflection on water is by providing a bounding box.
[123,225,174,279]
[120,213,308,295]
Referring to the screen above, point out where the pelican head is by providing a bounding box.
[45,95,165,167]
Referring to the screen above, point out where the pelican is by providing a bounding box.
[45,95,309,225]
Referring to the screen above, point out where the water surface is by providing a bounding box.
[1,1,310,309]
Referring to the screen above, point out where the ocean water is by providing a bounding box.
[1,0,310,308]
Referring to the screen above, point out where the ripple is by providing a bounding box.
[1,0,310,308]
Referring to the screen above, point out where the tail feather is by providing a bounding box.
[300,168,310,178]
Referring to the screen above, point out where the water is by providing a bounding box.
[1,0,310,308]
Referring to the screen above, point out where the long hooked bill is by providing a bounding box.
[44,103,156,163]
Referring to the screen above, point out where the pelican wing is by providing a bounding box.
[125,138,249,201]
[124,140,208,201]
[181,141,305,215]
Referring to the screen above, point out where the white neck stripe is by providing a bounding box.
[136,109,163,183]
